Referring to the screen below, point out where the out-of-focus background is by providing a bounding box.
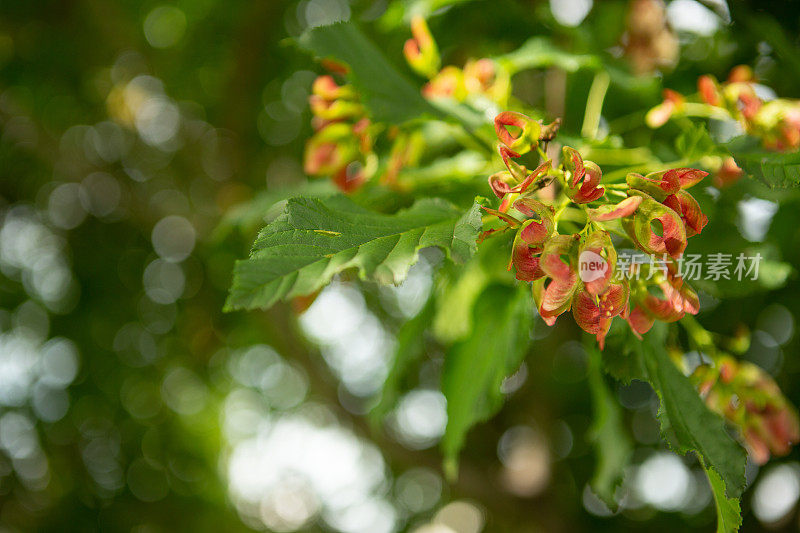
[2,0,800,531]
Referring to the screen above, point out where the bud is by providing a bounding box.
[561,146,585,188]
[572,280,629,349]
[464,58,511,105]
[537,234,581,323]
[539,118,561,142]
[738,92,762,121]
[404,16,441,79]
[422,66,467,101]
[506,160,552,197]
[645,89,684,128]
[488,171,515,199]
[332,161,367,193]
[382,129,422,185]
[698,75,720,106]
[663,190,708,237]
[498,145,528,182]
[303,123,358,176]
[309,95,364,121]
[511,235,545,282]
[728,65,755,83]
[627,167,706,200]
[624,0,678,75]
[628,194,687,259]
[626,171,675,201]
[579,231,616,294]
[494,111,542,152]
[312,75,356,101]
[320,58,350,75]
[696,355,800,464]
[513,199,554,246]
[587,196,642,221]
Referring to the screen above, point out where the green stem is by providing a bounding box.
[536,145,549,161]
[559,206,588,223]
[596,223,629,240]
[553,196,573,231]
[581,71,611,140]
[607,109,647,135]
[679,103,733,121]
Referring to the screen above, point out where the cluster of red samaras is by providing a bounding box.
[303,73,372,192]
[302,72,423,193]
[487,111,709,347]
[693,356,800,464]
[303,16,512,194]
[649,65,800,187]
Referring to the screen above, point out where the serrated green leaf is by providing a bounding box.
[297,21,436,124]
[369,298,435,428]
[638,324,747,499]
[703,460,743,533]
[726,135,800,188]
[225,195,481,311]
[601,323,746,529]
[587,344,632,510]
[212,181,338,242]
[441,285,532,478]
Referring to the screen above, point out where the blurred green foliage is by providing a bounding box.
[3,1,800,532]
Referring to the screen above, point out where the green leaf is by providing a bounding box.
[378,0,477,28]
[396,151,491,189]
[425,98,497,148]
[600,321,647,383]
[441,285,532,478]
[297,21,436,124]
[689,207,793,298]
[601,323,746,530]
[703,460,743,533]
[726,135,800,188]
[587,344,632,511]
[494,37,601,75]
[432,230,516,343]
[296,22,494,150]
[225,195,481,311]
[638,325,747,499]
[212,181,338,241]
[432,256,490,344]
[675,123,716,163]
[369,298,436,428]
[693,257,793,298]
